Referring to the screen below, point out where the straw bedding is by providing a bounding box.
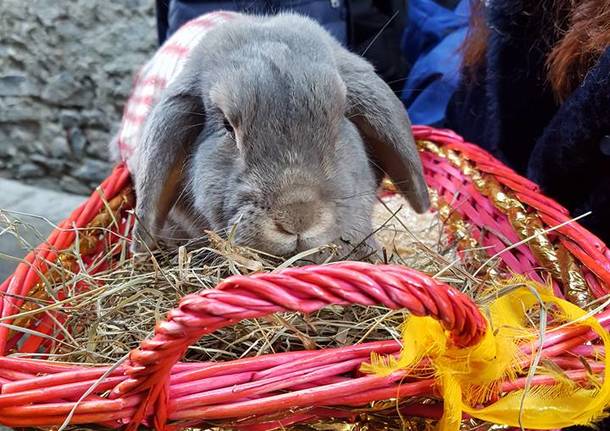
[1,194,471,367]
[3,172,605,431]
[1,193,505,431]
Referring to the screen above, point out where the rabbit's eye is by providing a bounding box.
[223,118,235,138]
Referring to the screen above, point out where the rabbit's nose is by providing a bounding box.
[272,190,336,240]
[275,201,320,235]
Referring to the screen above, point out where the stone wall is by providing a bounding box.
[0,0,156,194]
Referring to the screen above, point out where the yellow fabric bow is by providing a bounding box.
[362,277,610,430]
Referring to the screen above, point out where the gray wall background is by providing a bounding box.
[0,0,157,280]
[0,0,157,193]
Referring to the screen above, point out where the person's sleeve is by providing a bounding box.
[399,0,470,125]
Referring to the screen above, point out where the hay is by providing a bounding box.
[0,195,491,430]
[1,195,486,365]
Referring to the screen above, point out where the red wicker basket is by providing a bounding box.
[1,125,609,430]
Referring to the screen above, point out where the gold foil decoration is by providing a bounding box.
[9,251,77,332]
[558,244,591,308]
[79,186,135,254]
[417,140,592,307]
[428,189,498,283]
[298,410,436,431]
[429,189,477,252]
[302,419,434,431]
[7,186,135,345]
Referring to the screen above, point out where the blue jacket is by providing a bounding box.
[400,0,469,126]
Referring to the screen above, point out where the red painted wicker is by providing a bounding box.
[0,125,608,430]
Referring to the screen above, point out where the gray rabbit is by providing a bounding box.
[122,12,430,259]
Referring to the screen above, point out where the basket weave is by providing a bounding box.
[0,125,608,430]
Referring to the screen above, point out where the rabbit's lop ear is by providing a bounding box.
[131,72,204,251]
[335,49,430,213]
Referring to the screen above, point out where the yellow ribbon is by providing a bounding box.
[362,277,610,430]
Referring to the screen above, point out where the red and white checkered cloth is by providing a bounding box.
[115,11,240,170]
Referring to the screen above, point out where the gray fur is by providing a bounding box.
[128,12,430,259]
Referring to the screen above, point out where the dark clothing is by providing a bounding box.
[155,0,408,93]
[347,0,408,93]
[444,0,610,244]
[528,52,610,243]
[160,0,348,44]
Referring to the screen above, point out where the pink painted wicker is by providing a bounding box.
[0,126,608,430]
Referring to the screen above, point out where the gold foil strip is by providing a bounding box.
[7,186,135,344]
[9,252,77,331]
[79,186,135,254]
[430,189,477,252]
[428,189,498,282]
[292,409,436,431]
[301,418,435,431]
[417,140,592,307]
[557,244,591,307]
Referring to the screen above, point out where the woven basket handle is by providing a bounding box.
[111,262,486,427]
